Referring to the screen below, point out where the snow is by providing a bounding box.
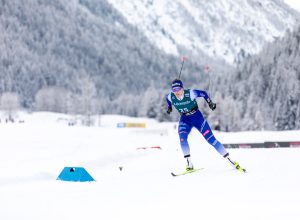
[106,0,298,63]
[0,112,300,220]
[284,0,300,11]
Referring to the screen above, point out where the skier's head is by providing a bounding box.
[171,79,183,92]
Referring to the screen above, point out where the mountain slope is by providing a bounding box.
[1,0,299,130]
[214,27,300,131]
[107,0,300,64]
[1,0,231,110]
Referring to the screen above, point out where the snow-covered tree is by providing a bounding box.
[35,87,70,113]
[0,92,20,121]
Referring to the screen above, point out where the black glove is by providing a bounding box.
[208,101,216,111]
[167,107,172,114]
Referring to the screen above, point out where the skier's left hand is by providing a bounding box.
[208,101,216,111]
[167,107,172,114]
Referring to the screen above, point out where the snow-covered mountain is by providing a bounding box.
[107,0,300,64]
[284,0,300,11]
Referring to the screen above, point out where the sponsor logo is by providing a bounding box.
[266,143,280,148]
[173,101,191,106]
[290,142,300,148]
[238,144,252,148]
[172,82,181,87]
[203,130,210,136]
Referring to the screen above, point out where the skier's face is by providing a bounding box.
[173,88,184,98]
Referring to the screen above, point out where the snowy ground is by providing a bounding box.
[0,112,300,220]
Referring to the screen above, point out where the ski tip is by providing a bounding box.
[237,168,247,173]
[171,168,204,177]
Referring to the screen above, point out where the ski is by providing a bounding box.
[226,156,247,173]
[236,166,247,173]
[171,168,204,177]
[232,161,247,173]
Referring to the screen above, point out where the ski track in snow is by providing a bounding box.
[0,112,299,220]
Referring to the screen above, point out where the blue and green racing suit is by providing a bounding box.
[166,89,228,158]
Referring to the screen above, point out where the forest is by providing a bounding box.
[0,0,299,131]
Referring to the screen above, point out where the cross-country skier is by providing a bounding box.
[166,78,246,172]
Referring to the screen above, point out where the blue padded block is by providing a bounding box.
[57,167,95,182]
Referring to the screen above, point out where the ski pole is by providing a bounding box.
[204,64,211,97]
[178,56,187,79]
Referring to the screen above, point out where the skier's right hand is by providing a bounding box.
[167,107,172,114]
[208,101,216,111]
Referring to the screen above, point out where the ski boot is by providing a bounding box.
[224,153,246,173]
[185,156,194,171]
